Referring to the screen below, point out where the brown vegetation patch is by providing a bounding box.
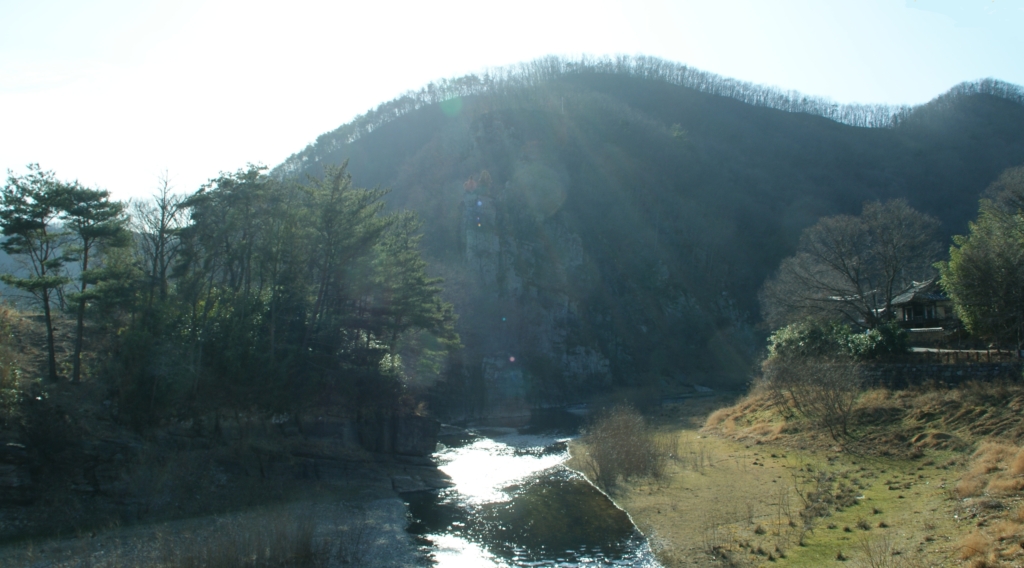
[705,381,1024,461]
[944,439,1024,564]
[958,531,992,561]
[956,475,988,499]
[985,476,1024,495]
[1010,448,1024,475]
[911,431,962,450]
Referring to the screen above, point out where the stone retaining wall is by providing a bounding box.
[862,361,1023,389]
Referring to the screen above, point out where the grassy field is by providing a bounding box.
[567,384,1024,568]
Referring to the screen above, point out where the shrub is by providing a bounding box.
[580,404,664,490]
[767,320,851,360]
[760,319,906,441]
[958,531,991,561]
[846,322,908,360]
[760,356,862,441]
[767,320,907,361]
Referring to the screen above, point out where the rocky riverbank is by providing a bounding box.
[0,371,455,566]
[0,497,423,567]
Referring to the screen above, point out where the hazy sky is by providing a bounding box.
[2,0,1023,201]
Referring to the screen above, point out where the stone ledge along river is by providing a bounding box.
[403,409,661,567]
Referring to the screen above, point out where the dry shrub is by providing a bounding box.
[858,533,922,568]
[654,430,681,462]
[160,510,330,568]
[958,531,992,561]
[759,355,862,441]
[705,406,735,431]
[989,520,1022,542]
[1012,503,1024,523]
[972,442,1018,473]
[956,475,988,499]
[855,388,893,410]
[580,404,665,490]
[676,437,714,473]
[986,476,1024,495]
[956,442,1024,498]
[1009,448,1024,475]
[747,422,784,442]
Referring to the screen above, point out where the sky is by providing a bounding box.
[2,0,1023,201]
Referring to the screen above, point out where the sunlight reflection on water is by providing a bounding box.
[407,423,661,567]
[437,436,567,504]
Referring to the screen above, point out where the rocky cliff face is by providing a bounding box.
[366,105,762,418]
[452,172,615,416]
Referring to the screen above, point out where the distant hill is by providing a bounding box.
[272,56,1024,414]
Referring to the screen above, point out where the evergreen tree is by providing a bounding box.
[0,165,73,381]
[372,211,458,371]
[62,184,129,382]
[939,167,1024,347]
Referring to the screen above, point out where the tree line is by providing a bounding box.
[275,55,1024,180]
[1,163,458,429]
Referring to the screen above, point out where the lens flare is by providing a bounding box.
[440,97,463,117]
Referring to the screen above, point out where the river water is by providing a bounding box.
[404,410,660,567]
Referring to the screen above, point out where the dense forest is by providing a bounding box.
[268,55,1024,415]
[1,164,457,430]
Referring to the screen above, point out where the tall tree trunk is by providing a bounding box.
[42,290,59,382]
[72,245,90,383]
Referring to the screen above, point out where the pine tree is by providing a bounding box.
[62,184,129,382]
[0,165,73,381]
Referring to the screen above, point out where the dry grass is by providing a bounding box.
[578,388,1024,567]
[856,388,893,409]
[985,476,1024,495]
[988,519,1022,542]
[704,405,735,431]
[1,502,397,567]
[956,475,988,499]
[857,533,927,568]
[0,305,28,427]
[943,440,1024,565]
[972,442,1018,472]
[958,531,991,561]
[953,441,1024,500]
[1009,448,1024,475]
[158,510,327,568]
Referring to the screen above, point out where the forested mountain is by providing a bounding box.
[272,56,1024,416]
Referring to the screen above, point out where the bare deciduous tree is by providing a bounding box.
[760,199,940,330]
[131,172,188,308]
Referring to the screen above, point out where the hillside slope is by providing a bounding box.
[273,58,1024,415]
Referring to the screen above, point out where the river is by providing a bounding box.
[404,410,661,567]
